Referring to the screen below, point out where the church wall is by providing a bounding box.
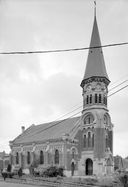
[10,141,70,172]
[94,127,106,159]
[65,143,78,170]
[74,129,83,159]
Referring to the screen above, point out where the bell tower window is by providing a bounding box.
[95,94,97,103]
[90,94,92,104]
[99,94,101,103]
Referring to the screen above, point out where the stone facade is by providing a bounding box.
[10,138,80,176]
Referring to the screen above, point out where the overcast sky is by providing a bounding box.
[0,0,128,158]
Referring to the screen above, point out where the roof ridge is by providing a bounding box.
[12,116,81,145]
[36,116,80,127]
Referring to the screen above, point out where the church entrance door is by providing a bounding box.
[85,158,93,175]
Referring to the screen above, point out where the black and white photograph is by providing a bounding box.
[0,0,128,186]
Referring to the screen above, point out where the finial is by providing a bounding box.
[94,0,96,17]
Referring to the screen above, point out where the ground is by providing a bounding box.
[0,181,40,187]
[0,172,125,187]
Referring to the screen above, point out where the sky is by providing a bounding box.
[0,0,128,158]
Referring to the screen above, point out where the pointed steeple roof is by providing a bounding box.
[81,16,110,87]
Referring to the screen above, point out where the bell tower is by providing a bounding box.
[79,13,113,176]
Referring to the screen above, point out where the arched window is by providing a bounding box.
[72,148,76,158]
[92,134,94,147]
[90,94,92,104]
[106,135,108,148]
[16,152,19,165]
[99,94,101,103]
[88,132,91,147]
[105,97,107,105]
[83,134,86,148]
[40,150,44,164]
[86,95,89,104]
[27,151,31,165]
[104,115,108,125]
[95,94,97,103]
[55,149,59,164]
[84,114,94,124]
[103,95,106,105]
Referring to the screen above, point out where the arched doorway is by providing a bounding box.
[85,158,93,175]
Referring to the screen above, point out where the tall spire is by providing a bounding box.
[81,10,110,87]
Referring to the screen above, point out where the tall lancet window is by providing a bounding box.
[27,151,31,164]
[88,132,91,147]
[16,152,19,165]
[72,148,76,159]
[83,134,86,148]
[106,97,107,105]
[86,95,89,104]
[103,95,106,105]
[92,134,94,147]
[106,135,108,148]
[40,150,44,164]
[55,149,59,164]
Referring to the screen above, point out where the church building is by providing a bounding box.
[9,13,114,176]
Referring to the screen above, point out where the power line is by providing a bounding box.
[34,83,128,136]
[109,80,128,92]
[0,42,128,55]
[54,105,82,122]
[109,74,128,87]
[54,79,128,122]
[34,110,81,135]
[47,80,128,130]
[108,84,128,97]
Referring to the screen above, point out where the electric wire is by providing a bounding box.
[108,80,128,92]
[35,110,81,135]
[52,78,128,122]
[109,74,128,87]
[108,84,128,97]
[34,83,128,135]
[0,42,128,55]
[55,79,128,122]
[54,105,82,122]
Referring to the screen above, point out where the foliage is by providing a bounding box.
[42,166,64,177]
[118,173,128,186]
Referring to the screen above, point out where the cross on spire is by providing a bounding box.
[94,0,96,17]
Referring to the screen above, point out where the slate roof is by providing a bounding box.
[12,117,80,145]
[81,16,110,84]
